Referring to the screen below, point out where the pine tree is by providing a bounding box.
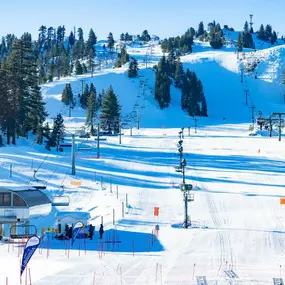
[140,30,151,42]
[197,22,205,37]
[271,31,277,44]
[120,33,125,41]
[128,58,138,77]
[174,59,184,88]
[61,83,73,105]
[244,21,249,32]
[68,31,75,47]
[75,60,83,75]
[265,24,272,41]
[242,31,254,48]
[80,84,89,109]
[85,29,97,56]
[100,86,121,133]
[237,33,243,52]
[154,56,171,109]
[86,84,97,134]
[49,113,65,150]
[0,56,12,144]
[107,32,115,52]
[87,47,96,77]
[82,63,87,74]
[4,35,47,143]
[258,24,266,40]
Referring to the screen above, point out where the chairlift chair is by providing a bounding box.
[51,195,70,207]
[78,146,92,151]
[29,171,47,190]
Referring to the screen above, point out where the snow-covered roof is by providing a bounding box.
[0,188,51,208]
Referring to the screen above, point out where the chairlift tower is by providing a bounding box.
[249,14,253,31]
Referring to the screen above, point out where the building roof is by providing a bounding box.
[0,188,51,207]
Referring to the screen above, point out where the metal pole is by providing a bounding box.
[113,209,115,225]
[279,114,282,141]
[119,124,122,144]
[71,134,76,175]
[97,123,100,158]
[269,117,273,137]
[184,191,187,230]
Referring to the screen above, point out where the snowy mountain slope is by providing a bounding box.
[1,36,285,285]
[223,29,285,50]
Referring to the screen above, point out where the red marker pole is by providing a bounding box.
[29,268,32,285]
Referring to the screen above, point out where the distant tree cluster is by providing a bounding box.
[237,22,255,51]
[181,69,207,117]
[153,50,207,116]
[115,45,129,68]
[257,24,277,44]
[161,28,194,54]
[0,34,47,145]
[137,30,151,42]
[120,32,133,42]
[44,114,65,151]
[208,21,224,49]
[0,26,115,84]
[154,56,171,108]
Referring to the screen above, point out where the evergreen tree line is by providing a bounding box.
[154,51,207,116]
[0,26,117,83]
[0,34,47,145]
[237,22,255,51]
[60,82,121,135]
[181,69,207,116]
[161,29,194,54]
[257,24,278,44]
[120,32,133,42]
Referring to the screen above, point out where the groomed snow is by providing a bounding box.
[0,36,285,285]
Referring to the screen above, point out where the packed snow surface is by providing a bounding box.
[1,36,285,285]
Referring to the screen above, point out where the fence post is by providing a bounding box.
[9,164,12,178]
[113,209,115,225]
[122,202,124,218]
[110,181,112,193]
[116,185,119,199]
[125,193,128,207]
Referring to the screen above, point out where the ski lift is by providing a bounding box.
[60,143,72,148]
[29,170,47,190]
[77,145,92,151]
[51,195,70,207]
[10,224,38,239]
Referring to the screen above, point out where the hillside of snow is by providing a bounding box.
[1,36,285,285]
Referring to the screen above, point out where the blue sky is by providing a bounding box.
[1,0,285,40]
